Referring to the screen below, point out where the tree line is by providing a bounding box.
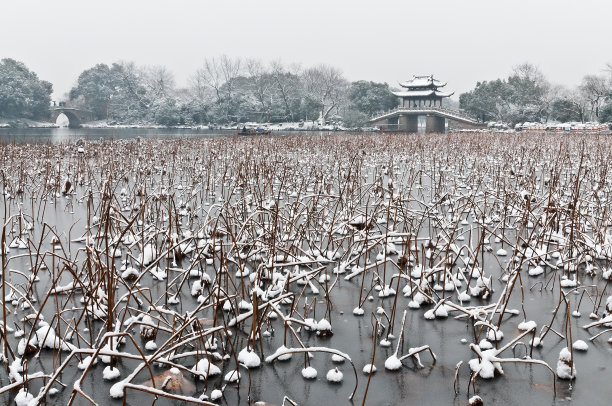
[459,62,612,125]
[67,57,397,127]
[0,59,52,120]
[2,57,612,126]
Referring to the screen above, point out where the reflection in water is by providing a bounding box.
[0,127,341,144]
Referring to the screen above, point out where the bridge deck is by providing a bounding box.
[50,107,93,114]
[370,107,482,125]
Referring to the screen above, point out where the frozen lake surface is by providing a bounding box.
[0,131,611,405]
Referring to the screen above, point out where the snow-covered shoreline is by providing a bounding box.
[80,120,378,132]
[0,117,58,128]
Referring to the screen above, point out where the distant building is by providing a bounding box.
[393,75,454,108]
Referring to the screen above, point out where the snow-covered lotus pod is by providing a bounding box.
[424,309,436,320]
[301,366,317,379]
[457,290,471,302]
[573,340,588,351]
[316,318,333,336]
[517,320,537,331]
[139,244,157,265]
[478,339,493,350]
[33,325,76,352]
[470,277,491,299]
[236,266,250,278]
[378,285,396,298]
[204,337,218,350]
[17,336,38,356]
[78,355,97,370]
[362,363,377,374]
[238,347,261,368]
[238,299,253,311]
[326,367,343,383]
[224,369,241,383]
[530,336,543,347]
[273,345,293,361]
[191,280,203,297]
[145,340,157,351]
[348,215,368,230]
[211,389,223,400]
[560,276,577,288]
[385,242,398,255]
[434,305,449,318]
[121,266,139,281]
[192,358,221,379]
[140,314,157,340]
[528,266,544,276]
[556,347,576,380]
[9,237,28,249]
[469,349,503,379]
[331,354,345,363]
[103,366,121,381]
[486,328,504,342]
[14,388,34,406]
[333,261,348,274]
[384,354,402,370]
[468,395,484,406]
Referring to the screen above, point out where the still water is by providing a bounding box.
[0,127,345,144]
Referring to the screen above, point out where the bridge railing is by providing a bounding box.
[370,106,481,123]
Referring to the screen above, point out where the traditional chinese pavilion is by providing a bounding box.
[393,75,454,108]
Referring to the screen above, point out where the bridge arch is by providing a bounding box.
[48,108,93,128]
[50,110,81,128]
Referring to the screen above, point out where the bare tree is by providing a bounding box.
[580,74,608,121]
[115,61,150,110]
[192,55,243,122]
[270,60,302,122]
[510,63,552,121]
[144,65,175,103]
[246,59,273,121]
[194,55,242,103]
[188,69,214,123]
[301,64,348,121]
[556,86,589,123]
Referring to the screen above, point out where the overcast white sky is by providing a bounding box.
[2,0,611,99]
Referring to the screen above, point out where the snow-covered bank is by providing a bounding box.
[0,117,58,128]
[453,121,611,135]
[80,120,210,130]
[79,120,377,132]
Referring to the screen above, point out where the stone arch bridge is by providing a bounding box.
[49,107,94,128]
[369,107,486,133]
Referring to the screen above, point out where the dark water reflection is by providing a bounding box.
[0,127,342,144]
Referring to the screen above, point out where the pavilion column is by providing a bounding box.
[425,115,445,133]
[399,114,419,133]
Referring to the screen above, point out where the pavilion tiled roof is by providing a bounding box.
[399,75,447,89]
[392,90,454,98]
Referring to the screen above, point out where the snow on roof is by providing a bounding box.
[399,75,447,89]
[392,90,454,98]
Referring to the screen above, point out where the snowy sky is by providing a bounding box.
[2,0,611,99]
